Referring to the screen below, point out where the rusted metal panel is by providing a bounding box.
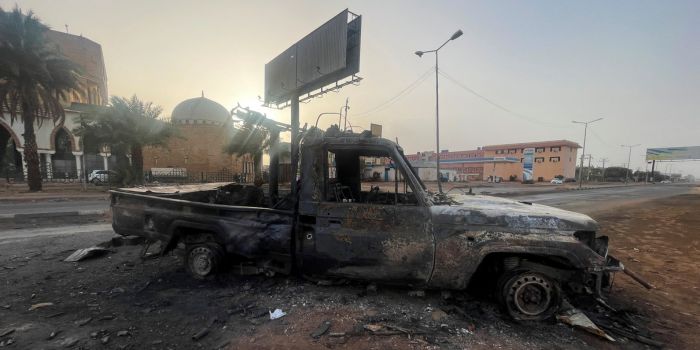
[300,201,433,285]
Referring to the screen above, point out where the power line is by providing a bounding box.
[350,66,434,117]
[589,129,615,148]
[437,69,568,129]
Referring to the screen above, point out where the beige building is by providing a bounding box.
[406,140,580,182]
[142,96,256,181]
[482,140,580,181]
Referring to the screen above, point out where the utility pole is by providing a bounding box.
[598,158,608,182]
[621,144,640,185]
[572,118,603,189]
[586,154,593,181]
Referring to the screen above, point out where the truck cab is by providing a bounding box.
[292,128,620,321]
[296,129,434,285]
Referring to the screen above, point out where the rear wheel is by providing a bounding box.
[498,270,561,322]
[185,243,224,279]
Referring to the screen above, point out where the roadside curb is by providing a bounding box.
[0,209,108,220]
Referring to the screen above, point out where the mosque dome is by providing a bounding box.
[171,96,230,124]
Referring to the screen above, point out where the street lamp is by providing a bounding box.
[415,29,463,194]
[572,118,603,189]
[621,144,640,184]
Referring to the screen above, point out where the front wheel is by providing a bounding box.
[498,270,561,322]
[185,243,224,279]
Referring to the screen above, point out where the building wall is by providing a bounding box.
[1,31,106,181]
[482,141,580,181]
[406,150,485,181]
[406,140,580,182]
[46,30,108,106]
[2,106,86,179]
[142,123,254,179]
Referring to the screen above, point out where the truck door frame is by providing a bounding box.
[297,142,435,286]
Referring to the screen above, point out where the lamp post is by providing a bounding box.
[621,144,640,184]
[572,118,603,189]
[415,29,463,194]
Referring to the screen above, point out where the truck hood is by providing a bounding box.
[431,194,598,234]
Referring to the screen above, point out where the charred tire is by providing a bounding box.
[497,270,561,322]
[185,243,224,280]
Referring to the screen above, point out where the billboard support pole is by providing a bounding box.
[269,129,280,204]
[650,160,656,183]
[290,93,300,198]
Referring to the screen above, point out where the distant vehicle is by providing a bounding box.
[88,170,112,184]
[660,180,671,184]
[564,178,577,183]
[550,178,564,185]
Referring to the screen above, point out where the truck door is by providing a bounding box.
[297,146,434,286]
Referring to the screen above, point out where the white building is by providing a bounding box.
[1,104,92,180]
[1,30,108,181]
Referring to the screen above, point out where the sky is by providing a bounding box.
[3,0,699,176]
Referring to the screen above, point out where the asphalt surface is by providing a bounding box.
[512,183,693,213]
[0,198,109,216]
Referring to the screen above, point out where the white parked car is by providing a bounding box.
[550,178,564,185]
[88,170,111,184]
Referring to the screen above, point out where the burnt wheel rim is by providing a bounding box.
[189,247,213,276]
[507,274,553,317]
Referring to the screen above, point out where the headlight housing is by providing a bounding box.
[574,231,609,258]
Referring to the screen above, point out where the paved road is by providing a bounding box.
[512,183,693,213]
[0,223,113,245]
[0,198,109,216]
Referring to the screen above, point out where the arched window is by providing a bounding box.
[54,129,73,160]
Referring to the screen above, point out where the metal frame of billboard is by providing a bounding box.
[264,9,362,108]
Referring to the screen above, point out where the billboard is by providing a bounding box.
[646,146,700,161]
[522,148,534,182]
[265,9,362,105]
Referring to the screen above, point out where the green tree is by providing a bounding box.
[0,6,81,191]
[75,95,178,185]
[603,167,631,181]
[224,117,271,181]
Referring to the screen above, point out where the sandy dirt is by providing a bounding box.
[0,191,697,349]
[588,188,700,349]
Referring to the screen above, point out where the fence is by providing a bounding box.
[145,168,252,184]
[1,163,257,186]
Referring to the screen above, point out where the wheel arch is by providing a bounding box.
[466,248,583,291]
[163,220,227,254]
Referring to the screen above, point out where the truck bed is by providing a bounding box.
[110,183,295,260]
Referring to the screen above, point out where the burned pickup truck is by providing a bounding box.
[111,128,646,321]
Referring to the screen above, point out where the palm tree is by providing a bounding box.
[75,95,178,185]
[224,117,271,182]
[0,6,81,191]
